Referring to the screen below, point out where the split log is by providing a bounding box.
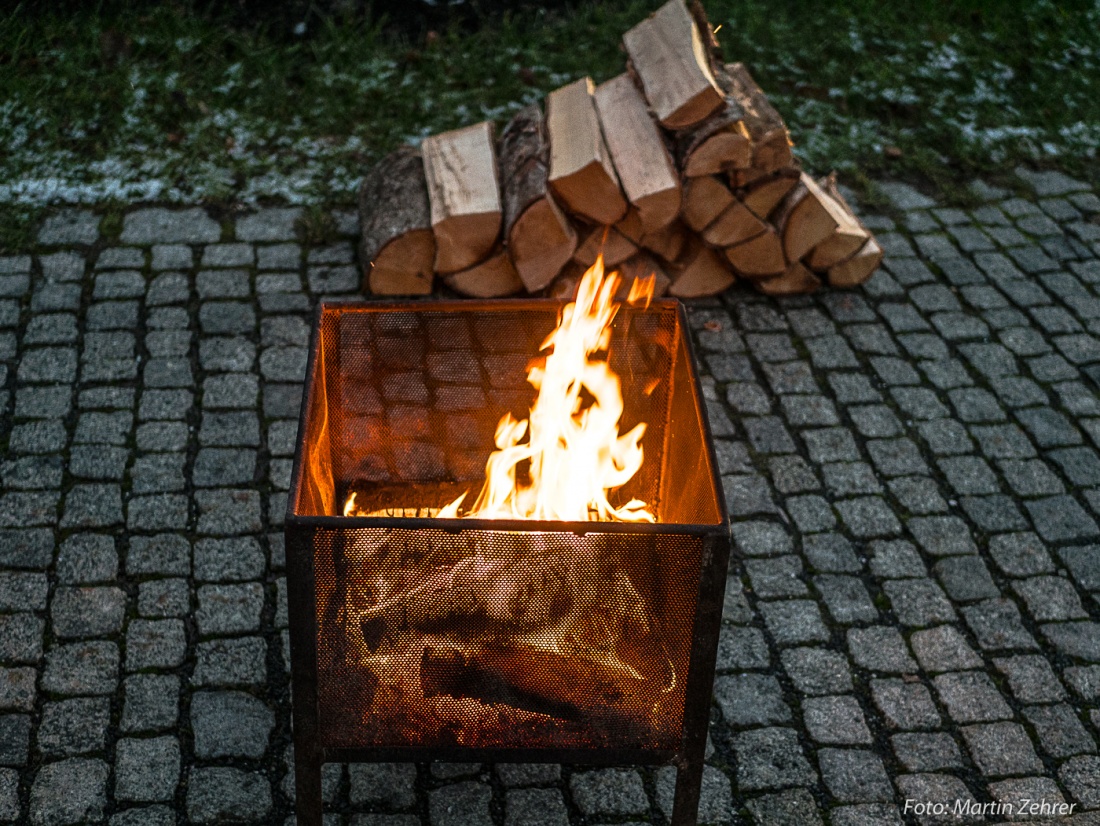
[573,225,638,268]
[547,262,586,301]
[723,63,794,172]
[669,241,735,298]
[594,73,682,233]
[546,78,628,225]
[739,170,800,221]
[422,121,503,274]
[444,249,524,298]
[640,220,689,263]
[615,208,646,244]
[623,0,724,130]
[499,105,579,293]
[359,146,436,296]
[755,261,821,296]
[675,102,752,176]
[827,237,883,287]
[724,227,786,279]
[775,172,844,263]
[616,252,672,300]
[805,174,871,271]
[681,175,734,233]
[700,200,767,248]
[420,643,646,721]
[728,167,772,189]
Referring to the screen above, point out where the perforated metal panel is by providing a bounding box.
[287,299,727,760]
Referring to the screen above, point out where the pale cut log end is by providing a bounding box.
[367,229,436,296]
[432,212,503,274]
[509,196,578,293]
[669,243,735,298]
[755,261,821,296]
[827,238,883,288]
[445,250,524,298]
[724,228,786,280]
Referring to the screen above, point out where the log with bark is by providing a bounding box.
[422,121,503,274]
[546,78,628,225]
[756,261,821,296]
[499,105,579,293]
[774,172,847,263]
[804,174,872,271]
[739,169,801,221]
[681,175,735,233]
[723,62,794,173]
[359,146,437,296]
[623,0,724,130]
[826,237,883,287]
[700,200,767,248]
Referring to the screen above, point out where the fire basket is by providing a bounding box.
[286,285,730,825]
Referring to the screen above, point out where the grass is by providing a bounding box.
[1,0,1097,251]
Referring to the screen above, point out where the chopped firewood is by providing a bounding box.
[499,105,579,293]
[640,220,689,263]
[623,0,724,130]
[573,225,638,268]
[723,63,794,172]
[755,261,821,296]
[546,78,628,225]
[421,643,647,721]
[827,237,883,287]
[724,227,786,279]
[675,102,752,176]
[546,262,586,301]
[728,167,773,189]
[359,146,436,296]
[616,252,672,299]
[700,200,767,248]
[805,174,871,271]
[594,73,682,233]
[740,170,800,220]
[444,249,524,298]
[681,175,735,232]
[615,207,646,244]
[775,172,845,263]
[422,121,503,274]
[669,241,735,297]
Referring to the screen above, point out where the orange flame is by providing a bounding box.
[440,256,655,522]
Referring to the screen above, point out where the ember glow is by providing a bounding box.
[446,257,655,522]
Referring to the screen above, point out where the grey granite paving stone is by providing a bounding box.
[961,599,1038,651]
[1023,703,1096,758]
[933,672,1013,723]
[1059,755,1100,807]
[932,557,999,603]
[569,770,647,816]
[191,637,267,686]
[733,727,816,790]
[185,767,272,824]
[883,578,957,626]
[1058,544,1100,590]
[349,762,417,808]
[757,599,830,644]
[848,627,918,674]
[993,656,1066,704]
[814,575,877,624]
[1013,576,1088,621]
[29,758,109,825]
[818,748,893,802]
[190,691,274,759]
[713,673,790,726]
[961,722,1044,776]
[120,675,179,733]
[1041,622,1100,661]
[780,647,852,695]
[909,625,982,672]
[715,626,770,671]
[743,789,823,826]
[803,695,872,744]
[892,732,963,772]
[1025,496,1099,542]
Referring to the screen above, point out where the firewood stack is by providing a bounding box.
[358,0,882,300]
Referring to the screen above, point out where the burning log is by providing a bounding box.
[623,0,724,130]
[444,249,524,298]
[546,78,628,225]
[499,105,579,293]
[594,73,682,233]
[422,122,503,274]
[420,644,644,721]
[359,146,437,295]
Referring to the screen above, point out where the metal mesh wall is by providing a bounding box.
[309,525,701,752]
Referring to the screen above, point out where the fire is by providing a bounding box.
[440,256,655,522]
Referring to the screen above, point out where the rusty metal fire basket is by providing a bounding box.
[286,298,730,826]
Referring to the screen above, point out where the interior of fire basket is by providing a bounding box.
[290,301,725,752]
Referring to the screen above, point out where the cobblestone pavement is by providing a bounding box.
[2,167,1100,825]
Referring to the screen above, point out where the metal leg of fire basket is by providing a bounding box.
[294,746,324,826]
[670,752,705,826]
